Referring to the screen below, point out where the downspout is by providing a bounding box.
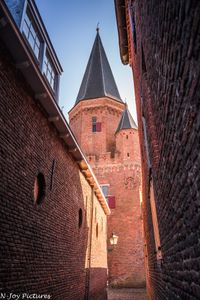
[85,187,94,300]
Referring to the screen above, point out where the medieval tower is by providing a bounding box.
[69,29,145,287]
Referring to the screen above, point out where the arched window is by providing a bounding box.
[34,173,46,205]
[78,208,83,228]
[96,223,99,238]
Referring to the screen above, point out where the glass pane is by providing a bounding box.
[28,33,35,49]
[51,78,55,90]
[23,22,29,38]
[24,13,31,27]
[47,71,51,82]
[92,116,97,123]
[35,36,40,48]
[30,25,37,40]
[101,186,108,198]
[34,45,39,59]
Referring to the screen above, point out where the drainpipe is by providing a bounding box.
[85,187,94,300]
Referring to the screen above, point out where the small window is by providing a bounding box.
[92,117,101,132]
[43,53,56,90]
[142,44,147,74]
[100,185,109,200]
[34,173,46,205]
[22,10,41,60]
[127,153,130,157]
[92,117,97,132]
[96,223,99,238]
[78,208,83,228]
[126,135,128,139]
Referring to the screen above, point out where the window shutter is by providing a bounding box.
[96,122,102,132]
[108,196,115,209]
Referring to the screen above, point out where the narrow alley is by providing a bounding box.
[0,0,200,299]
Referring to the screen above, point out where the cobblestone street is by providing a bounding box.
[107,288,147,300]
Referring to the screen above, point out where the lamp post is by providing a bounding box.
[109,233,118,247]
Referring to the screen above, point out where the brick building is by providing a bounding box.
[69,29,145,288]
[115,0,200,299]
[0,1,109,299]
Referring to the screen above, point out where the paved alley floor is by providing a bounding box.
[107,288,147,300]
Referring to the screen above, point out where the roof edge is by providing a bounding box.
[114,0,129,65]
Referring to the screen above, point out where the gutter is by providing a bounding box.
[114,0,129,65]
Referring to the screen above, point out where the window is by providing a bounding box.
[78,208,83,228]
[22,10,41,59]
[92,117,97,132]
[43,53,56,90]
[126,135,128,139]
[127,153,130,157]
[33,173,46,205]
[142,44,147,74]
[92,117,101,132]
[100,185,109,200]
[96,223,99,238]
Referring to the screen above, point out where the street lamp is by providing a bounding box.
[110,233,118,246]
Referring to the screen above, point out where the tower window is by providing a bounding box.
[126,135,128,139]
[22,9,41,60]
[92,116,97,132]
[100,184,109,201]
[92,117,101,132]
[127,153,130,157]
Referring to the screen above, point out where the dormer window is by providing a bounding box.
[22,10,41,60]
[44,53,56,91]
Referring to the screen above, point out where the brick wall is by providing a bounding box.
[0,43,107,300]
[126,0,200,298]
[69,98,125,156]
[70,100,145,288]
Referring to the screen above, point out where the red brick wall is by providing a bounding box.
[0,44,107,300]
[126,0,200,298]
[69,98,124,156]
[70,99,145,288]
[94,160,145,288]
[116,128,141,163]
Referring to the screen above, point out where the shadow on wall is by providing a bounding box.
[88,267,108,300]
[0,43,106,300]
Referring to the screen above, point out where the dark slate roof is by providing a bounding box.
[116,107,137,133]
[76,30,122,104]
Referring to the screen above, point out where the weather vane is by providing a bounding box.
[96,22,100,32]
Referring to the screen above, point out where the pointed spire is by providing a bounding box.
[116,107,137,133]
[76,30,122,104]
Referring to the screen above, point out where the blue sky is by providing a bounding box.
[35,0,137,122]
